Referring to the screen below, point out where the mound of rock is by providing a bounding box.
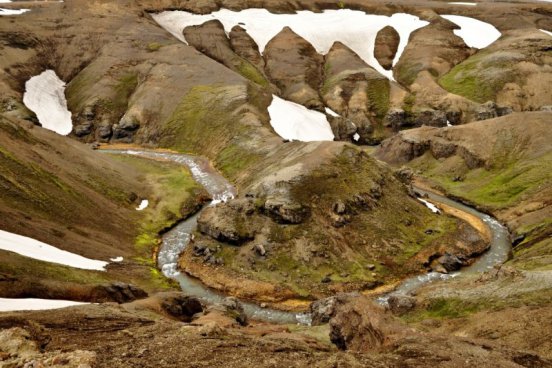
[374,26,400,70]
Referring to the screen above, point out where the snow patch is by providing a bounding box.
[0,298,88,312]
[0,230,108,271]
[325,107,340,117]
[418,198,441,214]
[136,199,149,211]
[152,9,429,80]
[540,29,552,37]
[448,2,477,5]
[353,133,360,141]
[446,120,452,127]
[440,15,501,49]
[110,256,124,262]
[267,95,334,142]
[23,70,73,135]
[0,7,29,15]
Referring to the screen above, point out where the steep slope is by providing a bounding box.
[376,112,552,271]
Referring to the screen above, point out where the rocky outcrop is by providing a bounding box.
[229,25,265,71]
[197,201,256,244]
[374,26,400,70]
[93,282,148,303]
[475,101,513,121]
[310,293,359,326]
[263,27,324,109]
[262,197,310,224]
[395,20,472,87]
[0,327,96,367]
[329,295,402,352]
[387,295,417,315]
[160,293,203,322]
[321,42,391,144]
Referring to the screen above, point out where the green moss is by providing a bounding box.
[236,61,269,87]
[216,142,261,179]
[146,42,163,52]
[107,154,206,260]
[439,52,517,103]
[366,79,390,120]
[0,250,107,284]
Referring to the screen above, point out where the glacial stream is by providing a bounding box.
[106,150,511,325]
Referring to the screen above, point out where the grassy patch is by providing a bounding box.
[107,154,207,289]
[0,250,108,285]
[439,51,517,103]
[366,79,390,120]
[146,42,163,52]
[411,151,552,210]
[236,60,269,87]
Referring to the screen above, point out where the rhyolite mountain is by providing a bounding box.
[0,0,551,367]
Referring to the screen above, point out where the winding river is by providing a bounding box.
[107,150,511,324]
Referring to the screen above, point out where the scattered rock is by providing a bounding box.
[435,252,463,273]
[263,197,309,224]
[385,108,406,130]
[94,282,148,303]
[161,293,203,322]
[329,296,400,352]
[222,297,248,326]
[254,243,266,256]
[199,322,226,337]
[387,295,417,315]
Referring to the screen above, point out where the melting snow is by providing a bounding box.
[0,7,29,15]
[446,120,452,127]
[0,298,88,312]
[448,2,477,5]
[267,95,334,142]
[153,9,429,80]
[136,199,149,211]
[0,230,108,271]
[440,15,501,48]
[353,133,360,141]
[325,107,340,117]
[540,29,552,37]
[418,198,441,214]
[23,70,73,135]
[110,256,124,262]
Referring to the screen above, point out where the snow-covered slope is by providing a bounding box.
[23,70,73,135]
[267,95,334,142]
[440,15,501,48]
[0,230,108,271]
[153,9,429,80]
[0,298,88,312]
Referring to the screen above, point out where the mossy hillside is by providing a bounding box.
[235,60,269,87]
[439,51,518,103]
[107,154,207,255]
[207,146,458,297]
[409,150,552,210]
[107,153,208,290]
[508,218,552,271]
[0,250,108,285]
[403,287,552,322]
[158,85,264,182]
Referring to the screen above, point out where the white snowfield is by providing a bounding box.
[153,9,430,80]
[440,15,501,48]
[0,230,108,271]
[0,298,88,312]
[267,95,334,142]
[23,70,73,135]
[0,7,29,15]
[418,198,441,214]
